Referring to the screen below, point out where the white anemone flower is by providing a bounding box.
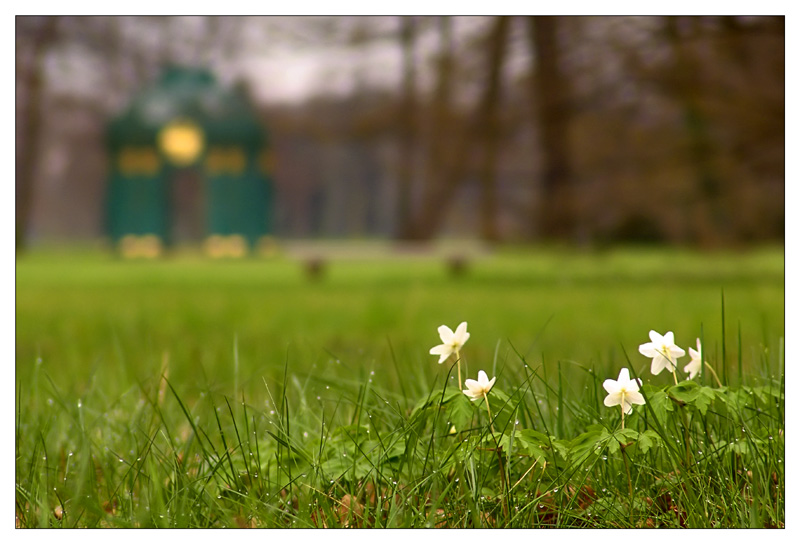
[684,338,703,380]
[462,370,496,401]
[638,330,686,376]
[429,322,470,364]
[603,368,645,416]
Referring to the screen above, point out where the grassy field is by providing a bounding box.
[15,244,784,528]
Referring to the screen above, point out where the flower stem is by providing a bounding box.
[620,403,625,430]
[672,367,678,385]
[621,446,634,524]
[705,363,724,388]
[484,392,496,434]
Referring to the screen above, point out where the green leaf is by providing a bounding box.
[568,429,605,459]
[668,381,701,404]
[695,386,716,415]
[636,430,662,454]
[550,437,570,461]
[605,428,636,455]
[642,384,673,425]
[512,429,551,463]
[447,393,475,433]
[517,428,550,444]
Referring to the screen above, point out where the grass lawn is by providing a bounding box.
[15,244,784,528]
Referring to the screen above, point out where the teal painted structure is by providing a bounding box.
[106,66,274,252]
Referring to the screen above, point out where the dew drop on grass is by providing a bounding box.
[326,386,330,390]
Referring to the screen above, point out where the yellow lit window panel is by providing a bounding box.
[118,147,160,175]
[205,147,246,174]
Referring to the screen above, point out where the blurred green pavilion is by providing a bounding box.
[106,66,276,258]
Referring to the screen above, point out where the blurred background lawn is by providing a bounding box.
[16,244,784,405]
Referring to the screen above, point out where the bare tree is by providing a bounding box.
[526,16,575,241]
[403,16,510,241]
[476,16,510,242]
[16,17,58,251]
[396,16,417,238]
[413,17,455,238]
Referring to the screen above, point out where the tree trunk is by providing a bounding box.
[16,17,58,252]
[405,16,510,240]
[476,16,510,242]
[526,16,574,241]
[395,16,417,238]
[664,16,725,246]
[404,16,454,241]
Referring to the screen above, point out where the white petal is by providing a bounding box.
[463,389,479,400]
[649,330,663,344]
[684,360,701,379]
[696,338,702,353]
[617,368,631,382]
[429,344,451,356]
[429,344,453,364]
[627,391,645,406]
[651,356,666,375]
[671,346,686,359]
[622,400,634,415]
[639,343,658,357]
[663,331,675,345]
[437,325,454,344]
[603,378,620,394]
[464,379,481,394]
[485,376,496,392]
[604,392,621,407]
[454,322,470,344]
[688,347,699,360]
